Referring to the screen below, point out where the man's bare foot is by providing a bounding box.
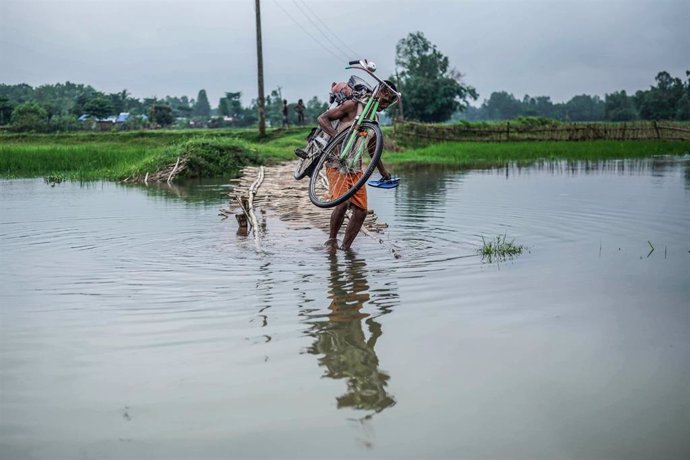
[324,238,339,253]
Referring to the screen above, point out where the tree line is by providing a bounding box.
[1,31,688,132]
[457,70,690,123]
[390,33,689,123]
[0,82,328,132]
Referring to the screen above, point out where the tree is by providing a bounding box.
[83,95,114,119]
[564,94,605,121]
[394,31,477,122]
[194,89,211,117]
[218,97,230,117]
[306,96,328,124]
[0,83,34,105]
[163,95,193,118]
[141,97,158,116]
[481,92,522,120]
[71,89,99,116]
[265,89,285,127]
[634,71,685,120]
[10,102,49,132]
[526,96,556,118]
[149,103,174,127]
[605,90,638,121]
[108,89,130,115]
[676,71,690,120]
[225,92,243,118]
[218,92,245,124]
[49,114,80,132]
[0,96,14,125]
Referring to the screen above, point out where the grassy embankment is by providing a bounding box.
[0,129,306,181]
[1,127,689,181]
[390,139,690,168]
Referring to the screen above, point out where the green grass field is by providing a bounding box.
[1,128,689,181]
[0,128,311,181]
[389,139,690,169]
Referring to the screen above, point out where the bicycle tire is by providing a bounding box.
[308,121,383,208]
[293,156,316,180]
[294,130,325,180]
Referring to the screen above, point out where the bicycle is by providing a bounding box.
[294,59,401,208]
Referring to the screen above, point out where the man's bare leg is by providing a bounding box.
[341,205,367,250]
[325,202,348,250]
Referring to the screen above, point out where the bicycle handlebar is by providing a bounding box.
[345,59,402,101]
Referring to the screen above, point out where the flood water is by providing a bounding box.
[1,158,689,460]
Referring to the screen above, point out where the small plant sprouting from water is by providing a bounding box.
[479,234,526,262]
[44,174,65,186]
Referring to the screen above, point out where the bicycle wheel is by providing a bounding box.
[293,148,318,180]
[294,131,325,180]
[308,121,383,208]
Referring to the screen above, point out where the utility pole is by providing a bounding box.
[395,68,405,122]
[255,0,266,136]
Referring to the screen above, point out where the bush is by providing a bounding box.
[173,137,262,178]
[10,102,50,132]
[122,116,148,130]
[49,114,81,132]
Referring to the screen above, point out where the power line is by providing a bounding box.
[270,0,344,64]
[290,0,349,60]
[295,0,360,58]
[291,0,358,61]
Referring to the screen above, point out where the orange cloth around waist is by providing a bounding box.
[326,167,367,210]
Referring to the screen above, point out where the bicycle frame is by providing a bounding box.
[337,61,401,166]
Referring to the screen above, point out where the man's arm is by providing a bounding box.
[317,100,357,138]
[367,136,391,179]
[376,159,391,180]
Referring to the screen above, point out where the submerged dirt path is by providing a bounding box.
[227,161,389,236]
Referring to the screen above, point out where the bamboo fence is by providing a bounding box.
[394,121,690,144]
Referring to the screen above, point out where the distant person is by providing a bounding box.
[282,99,289,128]
[295,99,306,125]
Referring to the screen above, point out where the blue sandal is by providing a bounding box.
[367,176,400,189]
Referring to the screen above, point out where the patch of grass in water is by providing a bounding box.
[43,173,65,186]
[479,234,526,262]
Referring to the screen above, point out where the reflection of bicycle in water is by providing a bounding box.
[294,59,401,208]
[304,252,396,415]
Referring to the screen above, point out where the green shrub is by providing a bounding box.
[49,114,81,132]
[10,102,50,132]
[172,137,262,178]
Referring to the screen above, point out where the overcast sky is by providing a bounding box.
[1,0,688,107]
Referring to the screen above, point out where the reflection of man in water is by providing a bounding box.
[305,253,395,414]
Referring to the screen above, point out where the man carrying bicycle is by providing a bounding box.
[317,81,397,251]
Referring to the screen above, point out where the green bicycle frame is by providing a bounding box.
[338,97,380,166]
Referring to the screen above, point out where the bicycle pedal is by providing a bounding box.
[294,148,308,159]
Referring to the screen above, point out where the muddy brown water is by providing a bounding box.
[1,158,689,459]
